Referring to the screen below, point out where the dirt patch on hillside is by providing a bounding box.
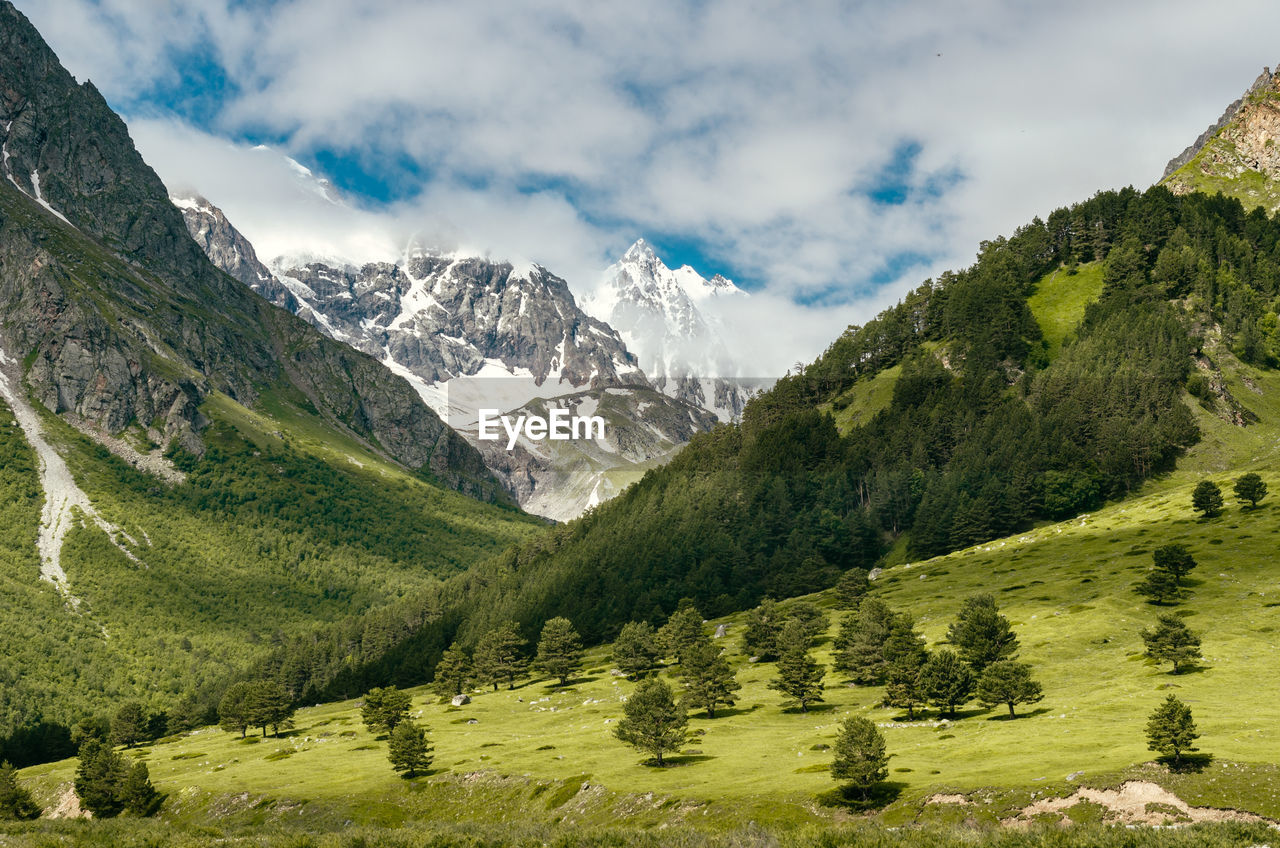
[47,783,88,819]
[1003,780,1269,828]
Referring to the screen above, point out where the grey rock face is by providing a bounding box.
[272,253,646,390]
[1163,66,1279,179]
[175,195,299,311]
[0,1,503,501]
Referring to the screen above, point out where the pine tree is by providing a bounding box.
[769,620,825,713]
[110,701,147,749]
[1136,569,1181,605]
[834,598,895,684]
[976,661,1043,718]
[919,649,974,719]
[74,739,129,818]
[473,622,529,690]
[218,682,255,738]
[614,678,689,766]
[1234,472,1268,508]
[658,603,706,665]
[782,600,829,643]
[834,567,871,610]
[740,598,785,659]
[1152,544,1196,585]
[247,682,295,738]
[946,594,1019,672]
[830,716,890,798]
[882,652,927,719]
[1141,614,1202,674]
[614,621,660,679]
[388,721,433,778]
[1146,695,1199,767]
[535,617,584,685]
[120,761,160,816]
[679,637,741,718]
[0,761,40,820]
[431,643,472,697]
[361,687,414,735]
[1192,480,1224,518]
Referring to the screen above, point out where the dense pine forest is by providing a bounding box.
[234,186,1280,710]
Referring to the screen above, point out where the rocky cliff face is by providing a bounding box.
[1163,66,1280,212]
[175,195,299,311]
[0,0,502,501]
[175,196,727,518]
[271,251,645,390]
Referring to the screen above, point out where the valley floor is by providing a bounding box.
[15,467,1280,842]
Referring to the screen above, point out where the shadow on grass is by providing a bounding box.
[1159,752,1214,773]
[984,706,1053,721]
[1168,663,1210,676]
[782,703,838,715]
[541,674,603,689]
[641,754,716,767]
[704,704,762,720]
[401,766,447,782]
[815,781,906,811]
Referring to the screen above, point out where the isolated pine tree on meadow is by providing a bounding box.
[830,716,890,798]
[388,721,433,778]
[535,617,584,685]
[362,687,413,736]
[614,678,689,766]
[679,636,741,718]
[976,660,1043,718]
[1152,544,1196,585]
[431,643,473,697]
[1141,614,1202,674]
[769,620,825,713]
[658,603,706,665]
[919,649,973,719]
[614,621,661,679]
[946,594,1019,673]
[1192,480,1224,518]
[474,622,529,690]
[1234,472,1267,508]
[1146,695,1199,767]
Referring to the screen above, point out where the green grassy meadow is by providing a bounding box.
[19,460,1280,832]
[1027,262,1106,361]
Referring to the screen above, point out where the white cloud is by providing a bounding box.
[18,0,1280,374]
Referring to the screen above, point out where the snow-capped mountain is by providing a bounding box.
[174,195,718,520]
[585,239,759,420]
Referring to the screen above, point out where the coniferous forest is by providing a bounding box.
[244,186,1280,707]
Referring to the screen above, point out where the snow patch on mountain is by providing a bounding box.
[584,239,764,420]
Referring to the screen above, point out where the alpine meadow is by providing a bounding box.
[5,2,1280,846]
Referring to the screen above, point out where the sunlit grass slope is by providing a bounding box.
[21,467,1280,829]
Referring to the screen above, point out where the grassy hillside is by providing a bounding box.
[17,457,1280,839]
[0,382,542,760]
[1027,262,1106,361]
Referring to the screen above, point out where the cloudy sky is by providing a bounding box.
[20,0,1280,373]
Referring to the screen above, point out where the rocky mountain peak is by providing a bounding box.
[622,238,658,263]
[0,0,504,500]
[1162,64,1280,211]
[586,239,755,421]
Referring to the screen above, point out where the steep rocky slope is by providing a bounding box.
[0,1,499,500]
[1163,65,1280,212]
[176,195,723,518]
